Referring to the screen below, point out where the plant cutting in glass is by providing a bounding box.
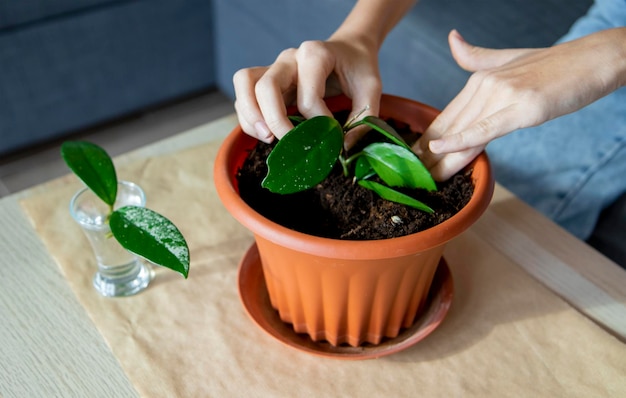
[61,141,190,278]
[261,109,438,213]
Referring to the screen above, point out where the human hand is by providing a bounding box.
[415,28,626,181]
[233,34,382,144]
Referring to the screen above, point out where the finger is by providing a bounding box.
[343,76,382,149]
[428,147,485,182]
[348,74,382,119]
[414,78,481,162]
[428,105,521,154]
[255,49,300,139]
[233,67,275,142]
[416,99,486,170]
[449,29,534,72]
[295,41,336,118]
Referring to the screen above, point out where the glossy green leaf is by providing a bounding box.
[362,143,437,191]
[61,141,118,206]
[262,116,343,194]
[354,156,375,180]
[358,180,434,213]
[350,116,411,150]
[109,206,190,279]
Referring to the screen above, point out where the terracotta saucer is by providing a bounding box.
[237,243,454,360]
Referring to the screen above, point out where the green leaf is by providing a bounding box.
[350,116,411,150]
[109,206,190,279]
[358,180,434,213]
[288,115,306,125]
[354,156,375,180]
[61,141,118,206]
[262,115,343,194]
[362,143,437,191]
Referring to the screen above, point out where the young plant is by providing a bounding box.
[261,112,437,213]
[61,141,190,279]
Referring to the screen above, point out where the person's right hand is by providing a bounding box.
[233,33,383,144]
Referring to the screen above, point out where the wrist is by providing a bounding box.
[329,28,380,54]
[568,27,626,96]
[330,0,417,51]
[612,27,626,88]
[591,27,626,91]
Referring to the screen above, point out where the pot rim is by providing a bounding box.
[214,94,495,259]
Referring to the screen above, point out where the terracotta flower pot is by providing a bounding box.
[214,94,494,348]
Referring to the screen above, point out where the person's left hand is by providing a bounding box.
[414,28,626,181]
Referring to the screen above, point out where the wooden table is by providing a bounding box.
[1,114,625,397]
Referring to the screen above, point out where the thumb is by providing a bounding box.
[449,29,529,72]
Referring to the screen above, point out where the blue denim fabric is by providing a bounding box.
[486,0,626,240]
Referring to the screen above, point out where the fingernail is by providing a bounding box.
[254,121,274,143]
[429,140,445,153]
[451,29,464,42]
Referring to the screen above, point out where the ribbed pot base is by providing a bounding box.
[238,244,454,359]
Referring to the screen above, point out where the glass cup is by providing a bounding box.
[70,181,154,297]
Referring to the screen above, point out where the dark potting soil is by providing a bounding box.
[236,117,474,240]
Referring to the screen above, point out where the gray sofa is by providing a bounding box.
[0,0,215,156]
[0,0,592,155]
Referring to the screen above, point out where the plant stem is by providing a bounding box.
[343,105,370,130]
[339,155,350,176]
[344,151,363,167]
[339,151,364,176]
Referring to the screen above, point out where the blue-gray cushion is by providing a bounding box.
[0,0,215,155]
[0,0,114,30]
